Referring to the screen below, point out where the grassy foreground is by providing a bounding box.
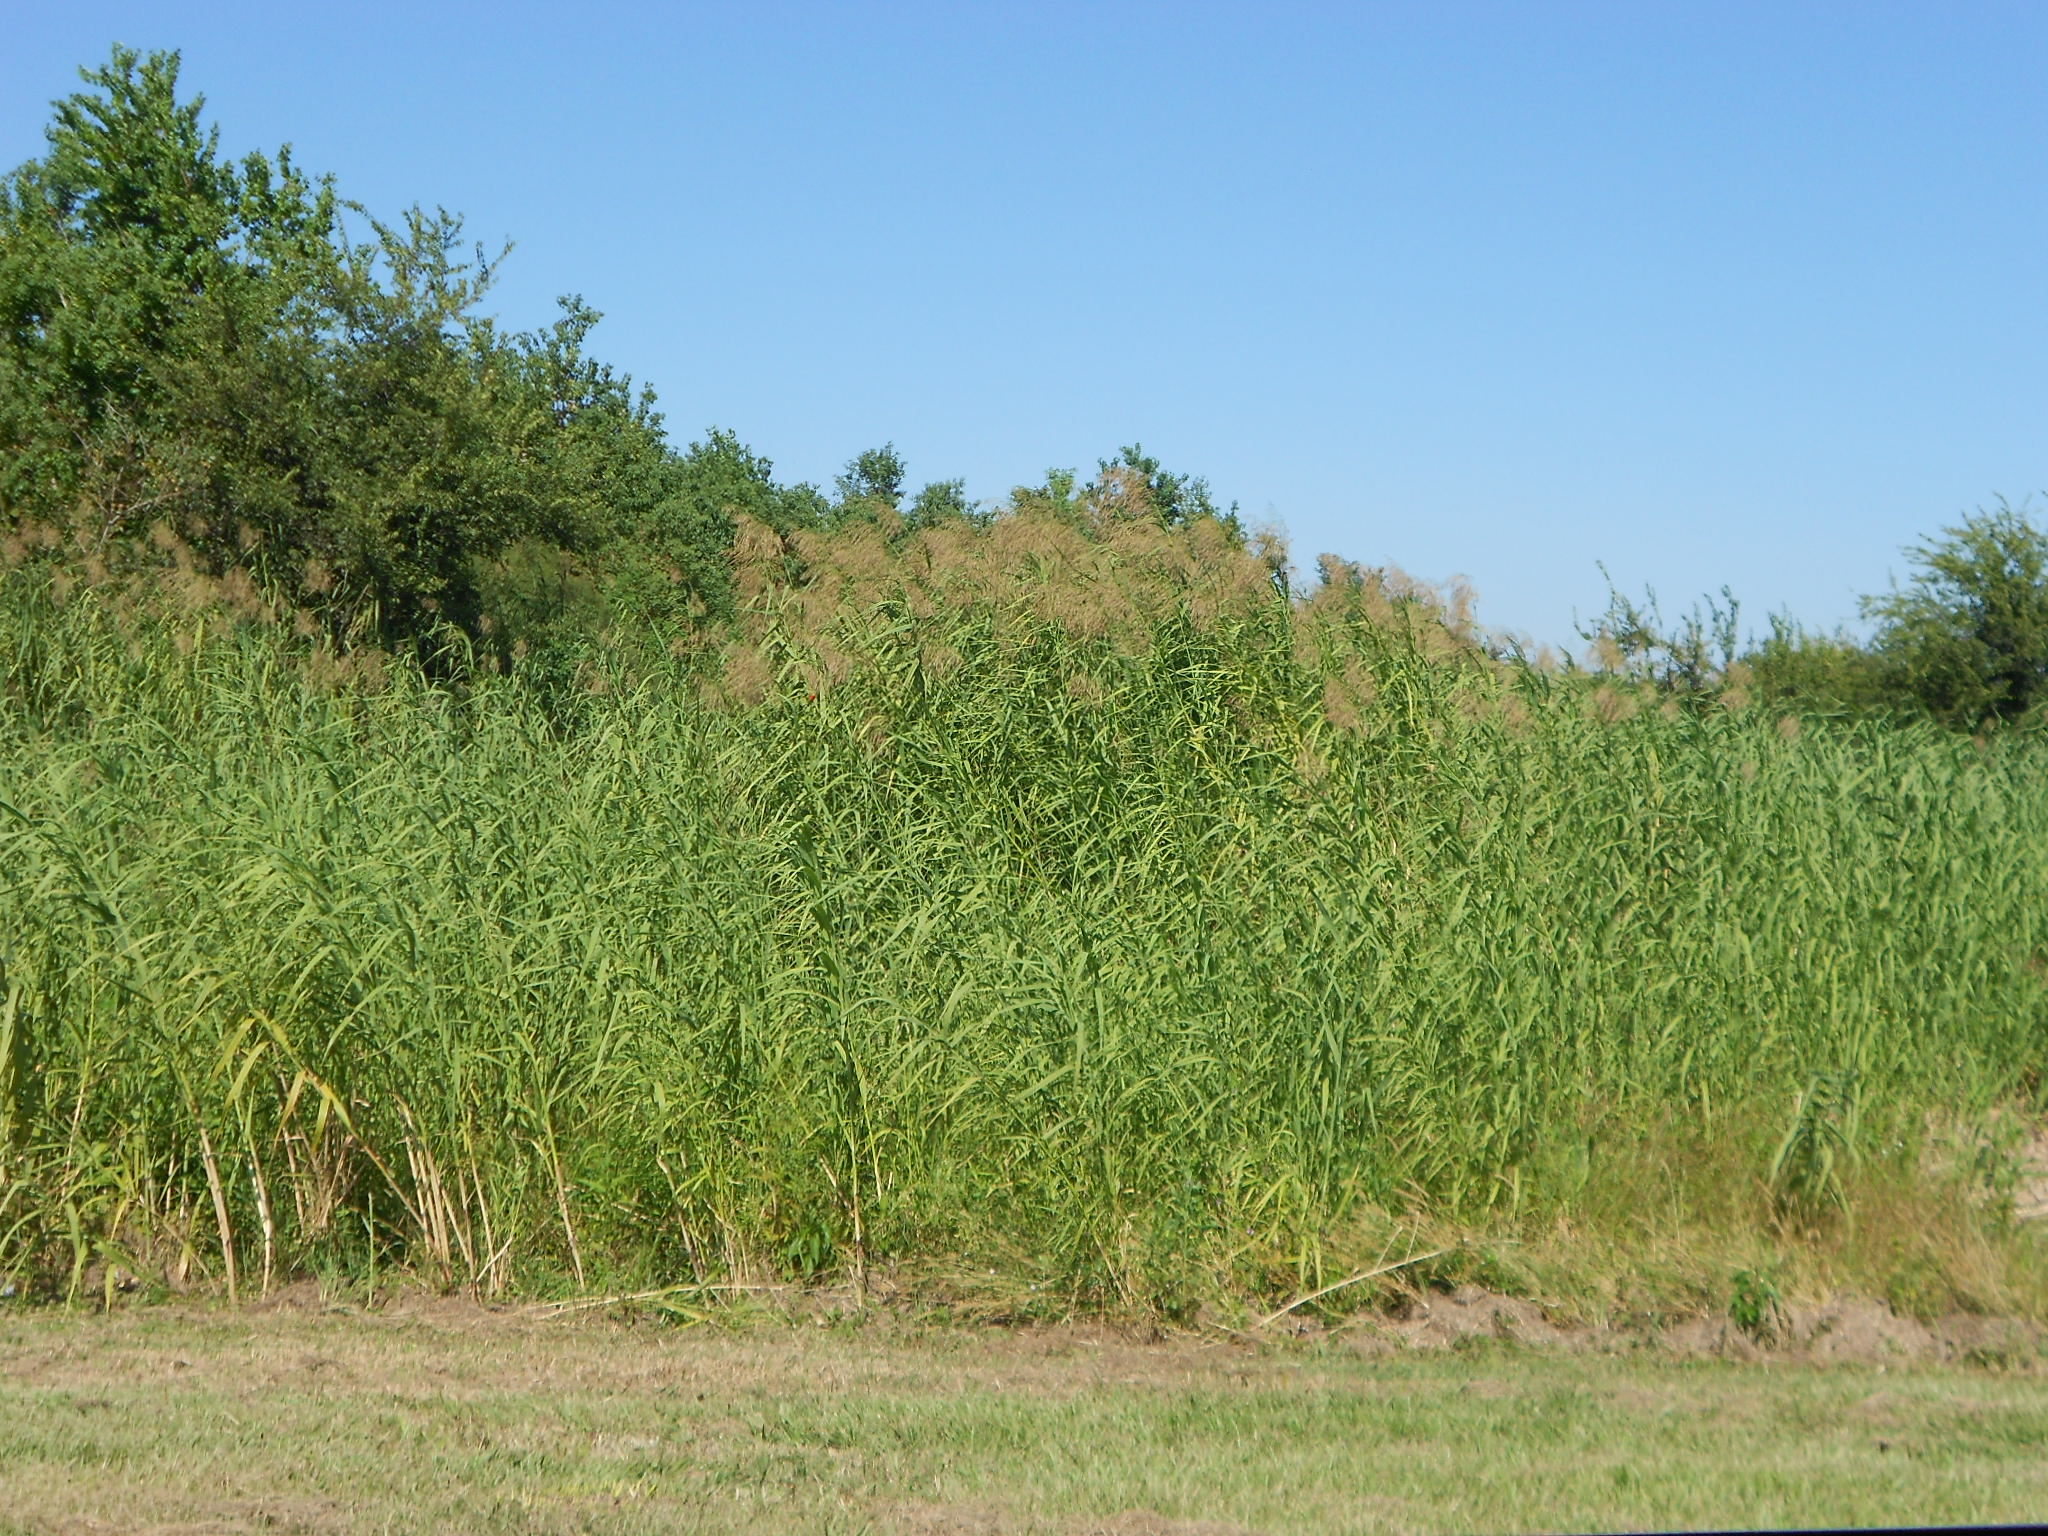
[1,1304,2045,1534]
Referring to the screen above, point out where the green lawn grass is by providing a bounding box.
[1,1306,2043,1534]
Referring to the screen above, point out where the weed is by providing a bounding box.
[1770,1071,1863,1222]
[1730,1265,1787,1343]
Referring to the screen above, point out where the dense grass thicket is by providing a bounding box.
[4,510,2046,1320]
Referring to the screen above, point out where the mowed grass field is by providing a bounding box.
[1,1304,2045,1535]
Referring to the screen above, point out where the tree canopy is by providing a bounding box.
[1861,502,2048,727]
[0,49,793,663]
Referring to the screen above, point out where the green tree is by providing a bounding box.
[493,299,742,637]
[1862,502,2048,727]
[672,427,826,538]
[1096,443,1238,533]
[1005,449,1242,544]
[1744,617,1890,715]
[0,46,341,559]
[905,476,978,530]
[1006,466,1082,520]
[834,443,907,519]
[0,47,737,664]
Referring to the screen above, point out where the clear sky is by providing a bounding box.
[7,2,2046,648]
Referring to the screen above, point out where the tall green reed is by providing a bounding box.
[2,566,2044,1311]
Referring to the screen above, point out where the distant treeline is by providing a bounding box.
[3,47,2046,730]
[1586,502,2048,731]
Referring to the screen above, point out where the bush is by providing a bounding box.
[1862,501,2048,728]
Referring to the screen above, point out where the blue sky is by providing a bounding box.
[7,2,2046,647]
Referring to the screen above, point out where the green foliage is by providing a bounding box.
[1729,1264,1787,1342]
[835,442,906,514]
[3,558,2045,1310]
[1098,443,1236,530]
[0,962,30,1162]
[6,44,2047,1320]
[1597,507,2048,731]
[906,476,978,530]
[1577,569,1743,701]
[672,427,829,539]
[1768,1070,1863,1221]
[1861,502,2048,727]
[1004,449,1244,546]
[1745,616,1894,715]
[0,47,735,664]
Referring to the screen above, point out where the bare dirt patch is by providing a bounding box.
[2008,1126,2048,1222]
[892,1508,1263,1536]
[1315,1283,2047,1368]
[1339,1285,1587,1354]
